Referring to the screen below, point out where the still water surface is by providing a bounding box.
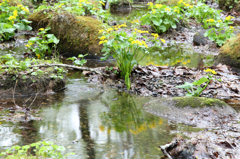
[0,72,202,158]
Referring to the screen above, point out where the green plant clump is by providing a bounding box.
[0,141,74,159]
[26,27,59,59]
[99,24,165,90]
[0,0,32,41]
[176,69,221,97]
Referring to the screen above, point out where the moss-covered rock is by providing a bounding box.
[28,10,103,58]
[48,13,103,58]
[215,35,240,69]
[110,1,132,14]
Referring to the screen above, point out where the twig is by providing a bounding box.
[1,63,109,76]
[159,139,179,159]
[28,93,38,108]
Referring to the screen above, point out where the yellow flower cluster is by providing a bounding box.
[25,42,33,48]
[204,68,217,74]
[225,16,234,21]
[131,19,139,23]
[230,26,234,29]
[17,4,29,12]
[8,10,18,20]
[107,28,113,32]
[134,29,149,34]
[151,33,158,39]
[155,4,162,8]
[99,40,107,45]
[58,3,64,8]
[98,29,104,34]
[206,19,215,22]
[174,9,179,13]
[99,1,105,6]
[146,61,161,66]
[115,23,127,29]
[99,36,107,45]
[165,7,171,12]
[131,40,148,48]
[147,2,153,6]
[178,0,193,8]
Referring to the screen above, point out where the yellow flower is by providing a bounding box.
[184,3,189,7]
[100,36,106,40]
[13,10,18,17]
[225,16,234,21]
[147,2,153,6]
[165,8,171,12]
[36,54,41,59]
[230,26,234,29]
[174,9,179,13]
[99,125,105,132]
[23,8,29,13]
[204,69,217,75]
[0,3,2,6]
[39,28,44,31]
[107,28,113,32]
[98,30,104,34]
[58,3,64,8]
[152,9,156,14]
[79,3,83,7]
[206,19,215,22]
[190,5,193,8]
[187,59,190,63]
[151,33,158,39]
[99,1,105,6]
[142,41,148,48]
[155,4,162,8]
[29,42,33,45]
[182,61,187,65]
[131,19,138,23]
[161,39,165,43]
[217,20,222,23]
[178,0,183,4]
[17,4,23,7]
[8,16,15,20]
[25,44,30,47]
[99,40,107,45]
[129,38,133,41]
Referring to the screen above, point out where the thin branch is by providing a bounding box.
[13,80,18,107]
[1,63,109,76]
[159,139,179,159]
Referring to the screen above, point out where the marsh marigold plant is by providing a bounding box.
[99,25,164,90]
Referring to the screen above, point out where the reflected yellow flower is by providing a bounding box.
[158,119,163,125]
[36,54,41,59]
[99,125,105,132]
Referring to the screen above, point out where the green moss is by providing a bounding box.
[27,9,55,30]
[215,35,240,68]
[173,97,227,108]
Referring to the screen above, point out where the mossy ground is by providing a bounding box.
[173,96,227,108]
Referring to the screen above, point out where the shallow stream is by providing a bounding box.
[0,72,203,158]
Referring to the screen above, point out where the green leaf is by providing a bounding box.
[176,82,193,90]
[192,76,208,85]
